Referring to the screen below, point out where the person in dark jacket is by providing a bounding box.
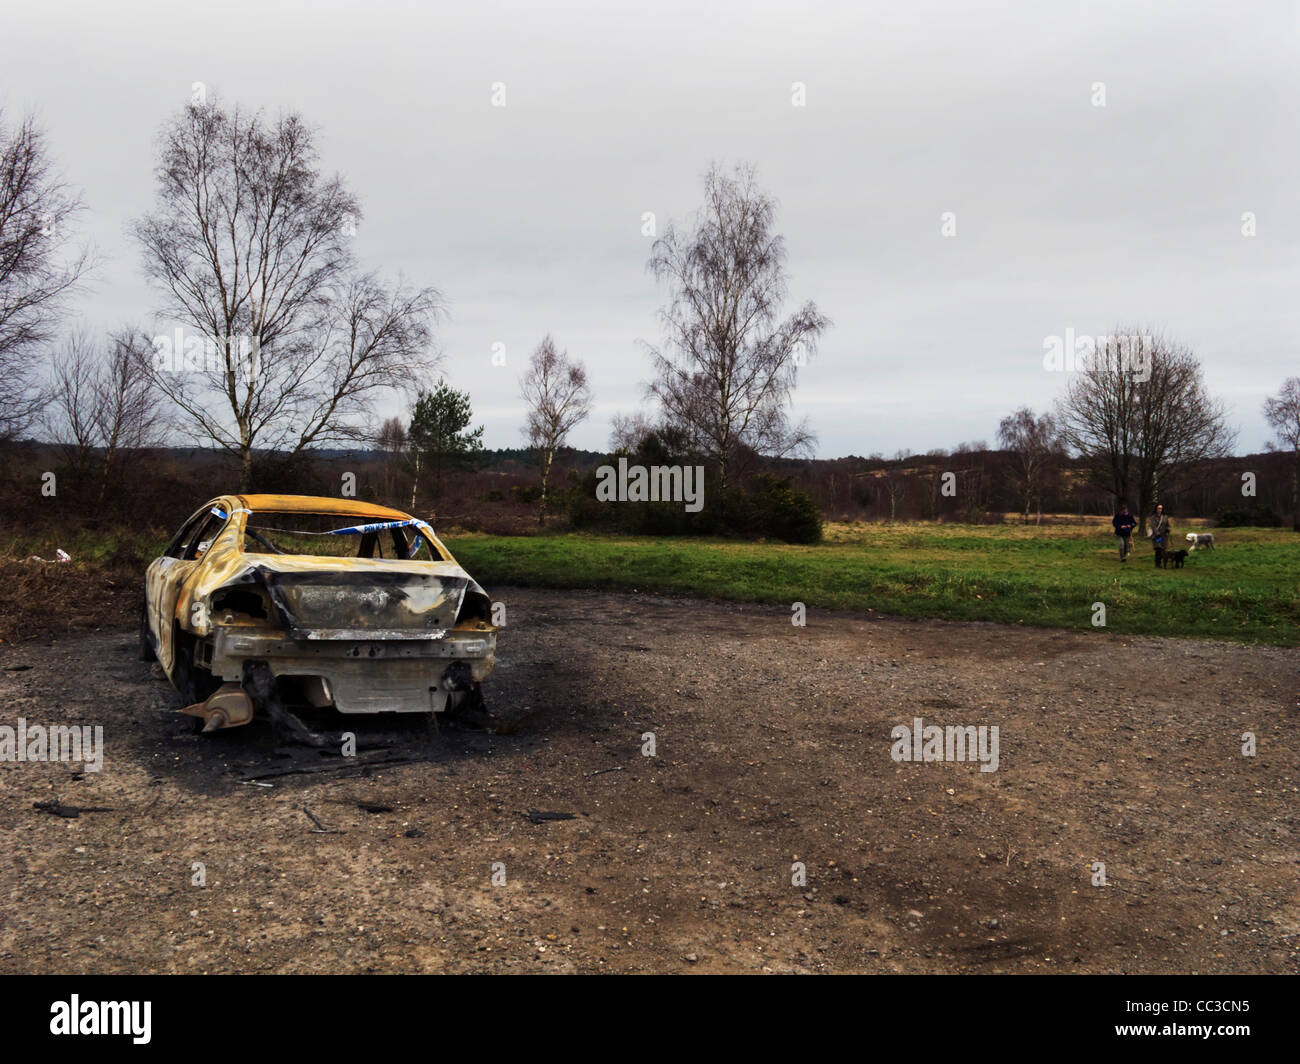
[1149,504,1172,567]
[1112,503,1137,561]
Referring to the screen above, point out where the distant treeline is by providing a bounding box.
[778,449,1292,526]
[0,439,1290,540]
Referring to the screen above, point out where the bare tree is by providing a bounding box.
[609,410,655,453]
[959,458,992,522]
[132,98,443,489]
[1056,335,1142,516]
[45,327,169,502]
[93,327,170,503]
[44,330,100,480]
[919,468,943,521]
[852,454,910,523]
[0,111,92,439]
[374,415,408,502]
[881,468,907,523]
[645,163,829,491]
[520,335,592,524]
[1263,377,1300,531]
[1056,330,1236,532]
[997,406,1063,523]
[881,450,911,523]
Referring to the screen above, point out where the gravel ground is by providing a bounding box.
[1,588,1297,973]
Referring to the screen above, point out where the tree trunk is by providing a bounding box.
[240,445,253,492]
[1291,448,1299,532]
[97,447,115,508]
[409,449,421,510]
[538,449,554,526]
[1136,472,1156,537]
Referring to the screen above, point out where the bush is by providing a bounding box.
[568,463,822,543]
[735,474,823,543]
[1216,506,1281,528]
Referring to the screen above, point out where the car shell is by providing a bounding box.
[143,494,497,720]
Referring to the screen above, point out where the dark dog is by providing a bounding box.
[1162,549,1189,569]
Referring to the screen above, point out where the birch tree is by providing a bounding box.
[133,98,442,488]
[520,335,591,524]
[0,111,91,439]
[645,163,828,491]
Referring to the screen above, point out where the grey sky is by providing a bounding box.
[5,0,1296,455]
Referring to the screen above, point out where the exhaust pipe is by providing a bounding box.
[181,682,255,731]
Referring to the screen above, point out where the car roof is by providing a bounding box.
[233,494,416,521]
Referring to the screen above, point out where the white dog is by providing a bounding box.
[1186,532,1215,550]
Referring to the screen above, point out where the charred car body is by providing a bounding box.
[141,495,497,733]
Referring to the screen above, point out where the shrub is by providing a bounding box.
[737,474,823,543]
[568,464,822,543]
[1216,506,1281,528]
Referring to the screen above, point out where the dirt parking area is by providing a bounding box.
[1,588,1297,973]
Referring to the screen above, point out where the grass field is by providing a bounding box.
[444,521,1300,647]
[1,520,1295,646]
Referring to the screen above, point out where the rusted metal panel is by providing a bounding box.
[234,494,414,520]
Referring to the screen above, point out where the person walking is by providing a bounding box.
[1112,502,1137,562]
[1149,503,1172,568]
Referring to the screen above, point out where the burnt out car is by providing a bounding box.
[141,495,497,733]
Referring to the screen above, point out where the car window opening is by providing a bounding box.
[239,513,440,561]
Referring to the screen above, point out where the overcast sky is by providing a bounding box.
[5,0,1296,456]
